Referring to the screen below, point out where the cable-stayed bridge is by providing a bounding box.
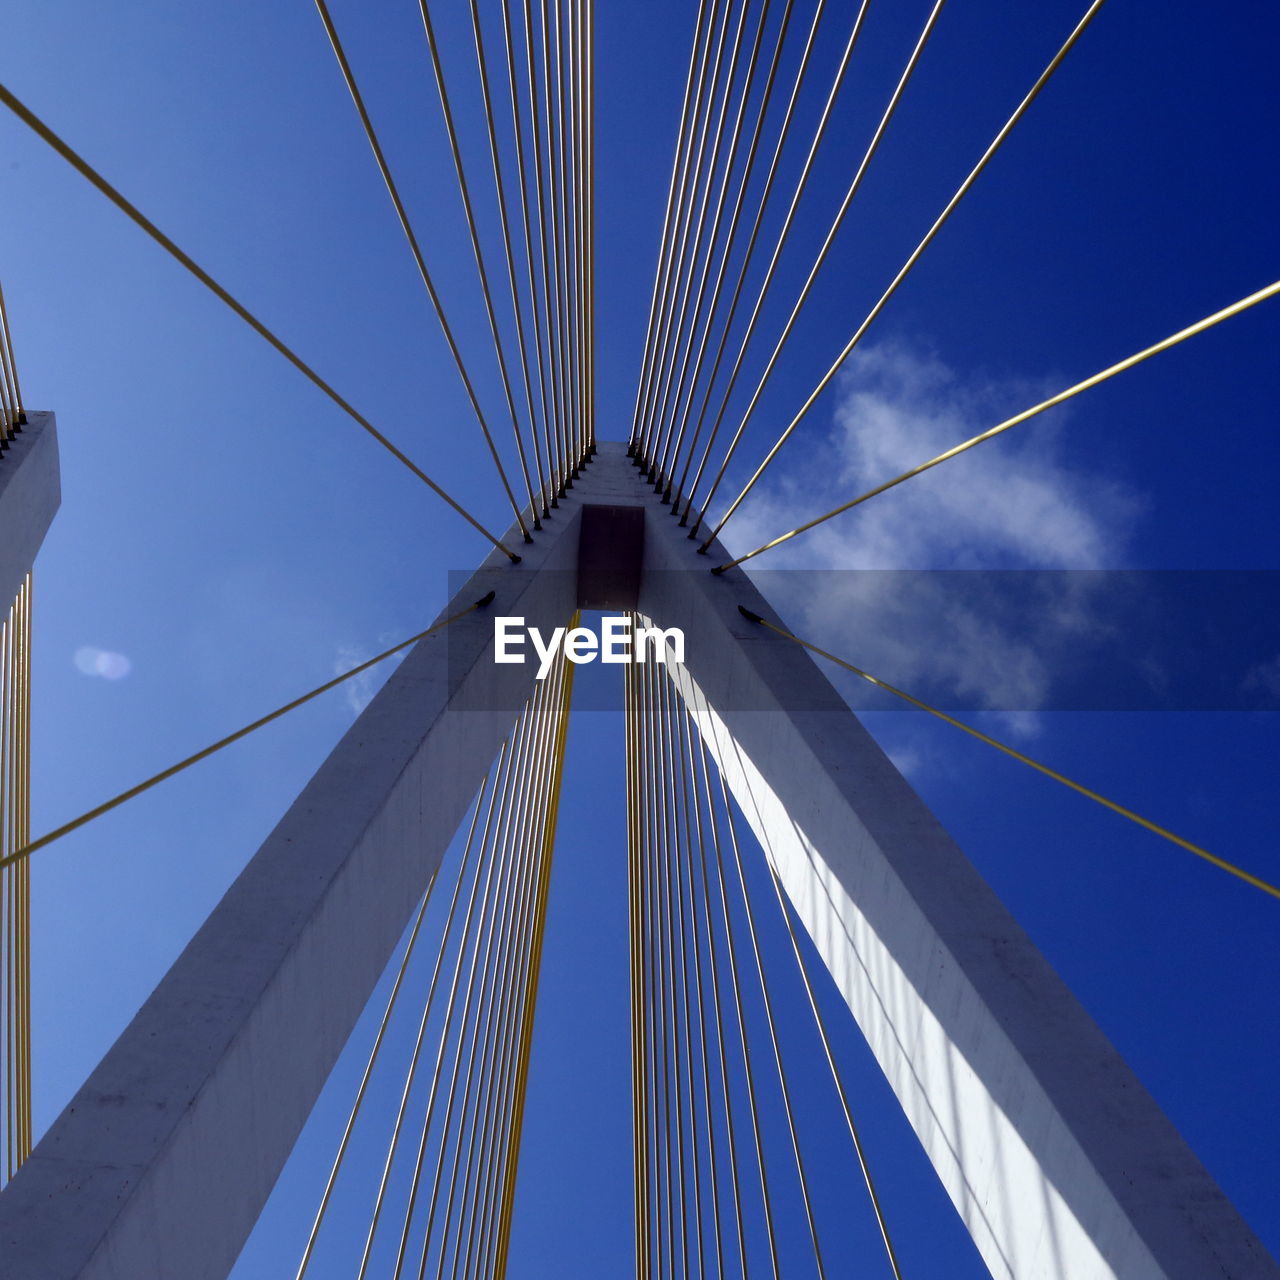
[0,2,1277,1277]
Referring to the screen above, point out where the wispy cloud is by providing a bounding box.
[333,637,406,715]
[727,340,1139,571]
[725,340,1143,756]
[1243,654,1280,701]
[73,646,132,680]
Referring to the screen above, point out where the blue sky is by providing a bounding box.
[1,0,1278,1275]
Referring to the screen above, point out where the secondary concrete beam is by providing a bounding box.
[3,442,1272,1280]
[617,438,1278,1280]
[0,410,60,606]
[0,470,602,1279]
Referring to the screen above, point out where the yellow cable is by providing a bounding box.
[465,0,550,516]
[761,844,905,1279]
[0,81,521,561]
[674,0,861,527]
[16,579,30,1163]
[557,0,583,469]
[663,0,805,508]
[464,662,564,1280]
[0,594,496,873]
[692,0,945,534]
[646,658,682,1273]
[745,610,1280,901]
[703,0,1107,547]
[501,0,559,504]
[411,0,537,533]
[681,699,750,1277]
[1,597,12,1180]
[522,0,569,492]
[0,577,32,1180]
[713,735,828,1280]
[714,279,1280,570]
[354,739,506,1280]
[648,0,768,483]
[491,628,576,1279]
[411,676,550,1280]
[0,277,24,431]
[446,675,557,1280]
[538,0,574,489]
[637,654,671,1274]
[654,664,698,1273]
[624,655,651,1277]
[389,702,530,1280]
[294,856,448,1279]
[495,0,557,508]
[637,0,739,463]
[667,678,727,1273]
[630,0,717,446]
[692,681,782,1280]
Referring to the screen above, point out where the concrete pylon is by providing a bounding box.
[0,442,1272,1280]
[0,410,60,609]
[0,406,59,1192]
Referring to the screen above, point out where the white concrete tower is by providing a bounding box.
[0,442,1273,1280]
[0,339,61,1192]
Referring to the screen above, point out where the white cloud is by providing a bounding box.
[334,637,406,715]
[883,741,925,779]
[723,340,1143,747]
[1242,654,1280,702]
[726,340,1139,571]
[73,646,132,680]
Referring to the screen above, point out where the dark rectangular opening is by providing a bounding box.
[577,504,644,610]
